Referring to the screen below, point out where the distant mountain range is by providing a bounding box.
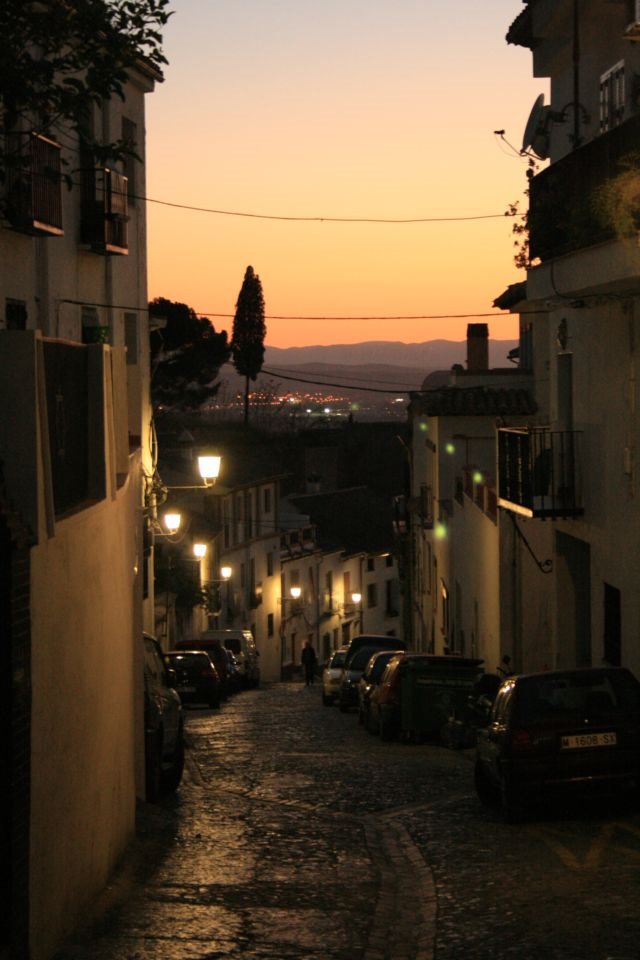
[263,339,518,371]
[213,339,519,406]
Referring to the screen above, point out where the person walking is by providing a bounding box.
[301,639,317,686]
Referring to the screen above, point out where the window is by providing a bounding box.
[600,61,625,132]
[263,486,272,513]
[267,613,274,637]
[367,558,375,572]
[367,583,378,608]
[385,554,394,568]
[267,551,274,577]
[5,299,27,330]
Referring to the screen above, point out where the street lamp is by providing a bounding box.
[193,542,207,558]
[351,591,362,632]
[162,511,182,534]
[197,455,222,487]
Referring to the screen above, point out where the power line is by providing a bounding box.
[198,310,517,321]
[142,194,519,224]
[260,368,418,394]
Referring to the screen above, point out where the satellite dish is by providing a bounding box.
[522,93,551,159]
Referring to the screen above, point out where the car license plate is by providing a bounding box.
[561,732,617,749]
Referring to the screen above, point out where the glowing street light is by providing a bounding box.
[197,455,221,486]
[290,586,302,600]
[193,542,207,559]
[163,512,181,534]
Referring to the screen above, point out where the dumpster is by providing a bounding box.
[399,655,484,740]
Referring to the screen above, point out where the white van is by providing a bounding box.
[200,629,260,687]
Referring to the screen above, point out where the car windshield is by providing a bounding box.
[351,647,378,670]
[329,651,346,668]
[514,670,640,721]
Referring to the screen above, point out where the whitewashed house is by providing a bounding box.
[500,0,640,675]
[0,52,160,960]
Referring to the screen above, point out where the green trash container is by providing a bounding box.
[400,655,484,740]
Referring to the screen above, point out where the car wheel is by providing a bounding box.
[145,730,163,804]
[474,758,500,807]
[162,723,185,793]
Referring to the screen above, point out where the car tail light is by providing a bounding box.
[509,728,534,752]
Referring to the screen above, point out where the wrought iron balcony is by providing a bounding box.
[498,427,583,519]
[81,166,129,254]
[529,114,640,262]
[6,132,64,236]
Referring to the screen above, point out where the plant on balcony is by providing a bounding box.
[593,151,640,241]
[506,159,539,270]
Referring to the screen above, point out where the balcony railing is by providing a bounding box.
[529,114,640,262]
[81,166,129,254]
[6,132,64,237]
[498,427,583,519]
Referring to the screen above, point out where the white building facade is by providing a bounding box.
[1,58,160,960]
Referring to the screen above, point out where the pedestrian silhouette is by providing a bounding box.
[301,639,317,686]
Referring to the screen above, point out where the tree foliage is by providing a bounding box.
[232,266,266,380]
[149,297,231,411]
[231,265,266,423]
[0,0,171,177]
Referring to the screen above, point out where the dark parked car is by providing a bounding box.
[143,633,184,802]
[367,652,406,738]
[358,649,404,727]
[343,633,406,669]
[338,646,382,713]
[474,667,640,821]
[165,650,221,708]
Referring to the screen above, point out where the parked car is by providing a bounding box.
[165,650,221,708]
[224,648,242,693]
[342,633,406,669]
[202,628,260,688]
[367,653,483,741]
[338,646,382,713]
[143,632,184,802]
[367,652,406,738]
[174,636,230,697]
[322,647,348,705]
[358,649,404,726]
[474,666,640,821]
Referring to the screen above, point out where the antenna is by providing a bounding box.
[521,94,551,160]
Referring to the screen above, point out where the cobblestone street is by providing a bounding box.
[55,682,640,960]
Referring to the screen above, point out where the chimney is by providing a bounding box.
[466,323,489,372]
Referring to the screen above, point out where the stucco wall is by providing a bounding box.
[28,474,140,960]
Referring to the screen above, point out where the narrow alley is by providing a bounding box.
[55,683,640,960]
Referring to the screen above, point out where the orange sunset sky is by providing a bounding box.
[145,0,546,349]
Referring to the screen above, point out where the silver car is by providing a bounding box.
[322,648,348,705]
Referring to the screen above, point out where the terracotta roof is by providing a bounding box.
[409,386,537,418]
